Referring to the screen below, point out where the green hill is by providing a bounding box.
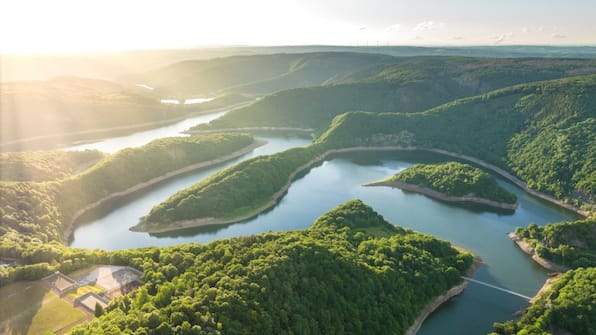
[0,133,258,254]
[126,52,394,96]
[491,267,596,335]
[68,200,474,335]
[0,76,185,146]
[0,150,103,182]
[319,75,596,208]
[372,162,518,205]
[148,75,594,227]
[197,57,596,132]
[514,219,596,268]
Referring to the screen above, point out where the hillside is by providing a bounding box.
[125,52,394,96]
[319,75,596,210]
[197,57,596,132]
[368,162,518,206]
[148,75,594,228]
[0,76,187,147]
[0,134,259,257]
[67,200,474,335]
[0,150,103,182]
[491,267,596,335]
[513,219,596,269]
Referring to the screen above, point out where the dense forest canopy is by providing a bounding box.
[197,57,596,132]
[1,51,595,335]
[515,219,596,269]
[491,267,596,335]
[380,161,518,204]
[318,75,595,210]
[68,200,474,335]
[0,150,103,182]
[0,134,258,262]
[151,75,594,227]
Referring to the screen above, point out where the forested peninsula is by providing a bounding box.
[365,162,518,210]
[68,200,476,335]
[144,75,594,231]
[0,133,260,264]
[491,267,596,335]
[510,218,596,271]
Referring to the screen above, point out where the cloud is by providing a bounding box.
[413,21,445,31]
[521,27,529,33]
[552,33,566,39]
[385,24,401,32]
[494,32,513,44]
[449,36,464,40]
[358,25,367,31]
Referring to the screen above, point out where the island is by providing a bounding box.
[365,162,519,211]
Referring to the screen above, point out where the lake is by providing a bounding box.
[70,146,577,334]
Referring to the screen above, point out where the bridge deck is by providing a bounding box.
[462,276,532,300]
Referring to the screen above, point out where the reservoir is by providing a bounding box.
[70,147,577,333]
[64,109,578,334]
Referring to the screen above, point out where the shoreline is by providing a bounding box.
[405,254,483,335]
[529,273,562,304]
[63,140,266,243]
[0,100,253,150]
[365,180,519,211]
[136,145,588,234]
[508,232,569,273]
[185,126,315,135]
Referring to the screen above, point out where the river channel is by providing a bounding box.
[67,114,578,334]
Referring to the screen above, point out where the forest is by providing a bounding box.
[150,75,594,226]
[0,133,257,267]
[376,161,517,204]
[142,145,324,226]
[515,219,596,269]
[196,57,596,132]
[0,150,104,182]
[68,200,474,335]
[318,75,595,211]
[491,268,596,335]
[1,50,595,335]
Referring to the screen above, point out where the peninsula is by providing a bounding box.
[365,162,518,211]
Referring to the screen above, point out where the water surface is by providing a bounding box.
[70,150,577,334]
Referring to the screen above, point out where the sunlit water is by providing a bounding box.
[70,148,577,334]
[65,112,224,153]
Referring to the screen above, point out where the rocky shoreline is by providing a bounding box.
[405,255,482,335]
[508,232,569,273]
[365,180,519,211]
[136,145,587,234]
[63,140,266,242]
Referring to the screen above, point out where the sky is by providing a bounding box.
[1,0,595,54]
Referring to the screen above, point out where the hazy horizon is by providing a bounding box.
[2,0,595,54]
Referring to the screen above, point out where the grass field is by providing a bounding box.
[0,281,86,335]
[66,285,104,300]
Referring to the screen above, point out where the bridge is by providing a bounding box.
[461,276,532,300]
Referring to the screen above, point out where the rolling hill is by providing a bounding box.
[197,57,596,132]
